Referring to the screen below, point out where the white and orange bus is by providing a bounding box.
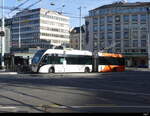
[97,52,125,72]
[31,49,125,73]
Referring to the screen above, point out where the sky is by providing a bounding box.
[1,0,150,27]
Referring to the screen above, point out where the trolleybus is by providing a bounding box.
[31,49,125,73]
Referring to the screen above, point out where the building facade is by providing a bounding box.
[85,2,150,67]
[70,26,85,50]
[11,8,70,52]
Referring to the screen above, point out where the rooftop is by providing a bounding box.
[91,2,150,11]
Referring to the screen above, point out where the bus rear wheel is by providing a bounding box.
[49,67,55,73]
[84,67,90,73]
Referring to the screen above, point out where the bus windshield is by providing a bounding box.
[32,50,46,64]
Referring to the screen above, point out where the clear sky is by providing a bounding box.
[2,0,150,27]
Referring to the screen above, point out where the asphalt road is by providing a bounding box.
[0,71,150,113]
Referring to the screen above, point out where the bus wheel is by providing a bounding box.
[49,67,55,73]
[84,67,90,73]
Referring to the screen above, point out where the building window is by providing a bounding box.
[124,40,129,47]
[141,31,147,39]
[123,24,129,31]
[93,18,98,24]
[132,31,138,39]
[115,15,120,23]
[115,32,121,39]
[100,33,105,40]
[107,32,112,39]
[133,40,138,47]
[107,24,112,31]
[93,41,98,49]
[141,40,147,47]
[100,17,105,25]
[124,31,129,39]
[93,25,98,32]
[115,24,121,31]
[115,40,121,47]
[123,15,129,23]
[99,41,105,49]
[107,16,113,23]
[107,40,112,46]
[132,15,138,23]
[94,33,98,38]
[140,14,146,22]
[100,25,105,31]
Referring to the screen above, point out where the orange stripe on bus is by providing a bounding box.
[99,65,125,72]
[101,53,124,58]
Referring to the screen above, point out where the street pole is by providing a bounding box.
[79,6,82,50]
[1,0,5,69]
[147,7,150,69]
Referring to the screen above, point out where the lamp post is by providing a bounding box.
[146,7,150,69]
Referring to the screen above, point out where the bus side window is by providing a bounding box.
[60,58,65,64]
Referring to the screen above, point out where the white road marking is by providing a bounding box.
[0,106,17,109]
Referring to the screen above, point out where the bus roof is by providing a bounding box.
[98,52,124,58]
[44,49,92,56]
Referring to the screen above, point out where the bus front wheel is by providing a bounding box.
[84,67,90,73]
[49,67,55,73]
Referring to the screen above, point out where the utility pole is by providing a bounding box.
[1,0,5,69]
[18,16,21,48]
[146,7,150,69]
[78,6,82,50]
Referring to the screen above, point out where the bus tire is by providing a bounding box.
[49,67,55,73]
[84,67,90,73]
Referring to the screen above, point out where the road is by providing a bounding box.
[0,71,150,113]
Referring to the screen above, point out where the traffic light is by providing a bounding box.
[0,31,5,36]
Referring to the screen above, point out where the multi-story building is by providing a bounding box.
[11,8,70,52]
[70,26,85,50]
[85,1,150,67]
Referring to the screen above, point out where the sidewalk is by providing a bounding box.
[125,67,150,72]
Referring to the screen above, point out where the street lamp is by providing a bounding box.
[146,7,150,69]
